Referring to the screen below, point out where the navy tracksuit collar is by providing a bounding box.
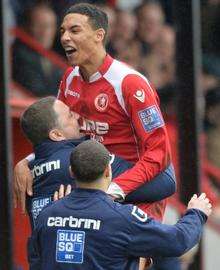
[69,188,107,198]
[34,138,86,158]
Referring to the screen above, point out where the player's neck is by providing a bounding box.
[76,178,108,193]
[79,48,106,82]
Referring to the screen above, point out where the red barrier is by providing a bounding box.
[12,118,32,270]
[9,81,37,118]
[204,161,220,185]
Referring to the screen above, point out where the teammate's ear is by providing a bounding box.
[49,129,65,141]
[104,165,109,178]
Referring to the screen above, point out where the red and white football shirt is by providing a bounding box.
[58,54,171,220]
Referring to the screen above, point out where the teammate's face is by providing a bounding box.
[60,13,98,66]
[53,100,82,139]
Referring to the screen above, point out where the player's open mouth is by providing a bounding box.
[65,48,77,56]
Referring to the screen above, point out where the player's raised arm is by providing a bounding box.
[113,74,171,195]
[127,193,212,258]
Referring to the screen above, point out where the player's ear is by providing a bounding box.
[95,28,105,43]
[69,166,74,178]
[49,128,65,141]
[104,163,112,180]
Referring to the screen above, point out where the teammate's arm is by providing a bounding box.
[14,157,34,212]
[111,155,176,203]
[125,164,176,203]
[127,193,212,258]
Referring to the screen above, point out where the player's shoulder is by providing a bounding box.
[58,66,81,99]
[104,59,141,82]
[103,198,148,225]
[105,59,153,93]
[56,139,81,155]
[111,203,151,233]
[37,197,65,220]
[62,66,80,79]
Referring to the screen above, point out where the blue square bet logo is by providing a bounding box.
[138,105,164,132]
[56,230,85,264]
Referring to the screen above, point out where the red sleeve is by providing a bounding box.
[57,67,73,103]
[113,74,171,194]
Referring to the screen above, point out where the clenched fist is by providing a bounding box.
[187,193,212,217]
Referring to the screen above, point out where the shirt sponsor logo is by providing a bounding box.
[56,230,85,264]
[32,196,52,226]
[138,105,164,132]
[31,160,61,178]
[94,93,109,112]
[65,89,80,98]
[134,89,145,103]
[80,118,109,135]
[47,216,101,230]
[131,206,148,222]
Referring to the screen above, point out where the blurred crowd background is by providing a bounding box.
[5,0,220,269]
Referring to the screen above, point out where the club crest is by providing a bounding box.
[94,93,109,112]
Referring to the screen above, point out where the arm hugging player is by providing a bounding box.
[20,97,175,231]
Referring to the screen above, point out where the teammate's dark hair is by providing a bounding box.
[20,96,59,146]
[64,3,108,44]
[70,140,110,183]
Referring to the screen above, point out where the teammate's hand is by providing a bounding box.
[139,257,153,270]
[13,158,33,213]
[187,193,212,216]
[53,184,72,201]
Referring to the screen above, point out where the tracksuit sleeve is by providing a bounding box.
[125,164,176,203]
[127,207,207,258]
[113,74,172,194]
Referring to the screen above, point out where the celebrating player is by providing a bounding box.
[15,3,174,221]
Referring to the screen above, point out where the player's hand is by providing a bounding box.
[53,184,72,201]
[13,158,33,213]
[187,193,212,216]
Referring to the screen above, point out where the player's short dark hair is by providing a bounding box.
[20,96,59,146]
[64,3,108,44]
[70,140,110,183]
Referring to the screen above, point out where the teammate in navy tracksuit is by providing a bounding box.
[21,97,176,230]
[28,140,212,270]
[27,138,132,229]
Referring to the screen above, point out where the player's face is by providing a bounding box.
[60,13,98,66]
[53,100,82,139]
